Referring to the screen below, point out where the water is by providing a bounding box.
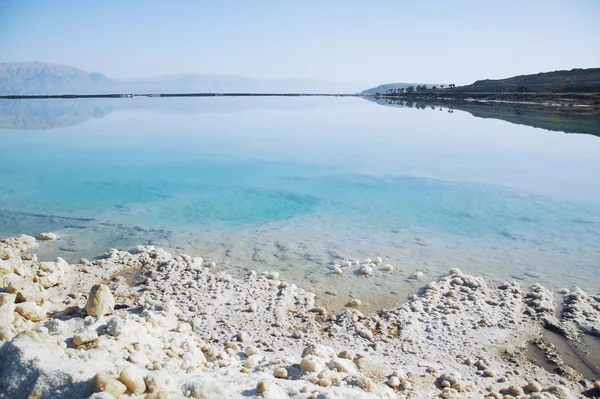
[1,97,599,312]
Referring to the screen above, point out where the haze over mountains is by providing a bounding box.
[0,62,366,95]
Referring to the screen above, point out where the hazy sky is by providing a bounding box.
[1,0,599,85]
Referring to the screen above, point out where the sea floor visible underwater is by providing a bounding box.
[1,97,599,312]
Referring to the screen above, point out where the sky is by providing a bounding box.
[1,0,599,86]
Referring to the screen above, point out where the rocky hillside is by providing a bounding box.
[455,68,600,93]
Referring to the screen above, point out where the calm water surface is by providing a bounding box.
[1,97,599,311]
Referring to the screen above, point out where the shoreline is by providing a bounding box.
[1,233,599,398]
[1,91,599,109]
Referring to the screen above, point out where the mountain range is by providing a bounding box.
[0,62,366,95]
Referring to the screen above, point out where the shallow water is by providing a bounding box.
[1,97,599,312]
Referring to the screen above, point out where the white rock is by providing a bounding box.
[526,380,543,393]
[92,373,127,398]
[411,271,424,280]
[85,284,115,317]
[360,264,373,276]
[0,304,16,328]
[6,279,44,304]
[38,232,57,241]
[265,271,279,280]
[333,266,344,275]
[73,331,99,346]
[301,355,326,373]
[119,365,146,395]
[144,370,171,393]
[347,299,362,307]
[328,358,357,374]
[387,376,401,389]
[274,367,288,379]
[0,293,16,306]
[237,331,249,342]
[15,302,46,321]
[244,346,258,356]
[382,264,394,272]
[375,256,382,265]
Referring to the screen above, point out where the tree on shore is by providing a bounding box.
[449,84,455,89]
[432,86,437,90]
[406,86,415,93]
[440,85,445,90]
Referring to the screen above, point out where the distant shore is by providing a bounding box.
[2,91,599,108]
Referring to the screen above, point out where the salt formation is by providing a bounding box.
[0,234,597,398]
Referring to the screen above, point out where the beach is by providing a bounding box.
[1,233,599,398]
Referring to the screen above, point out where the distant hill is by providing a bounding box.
[0,62,364,95]
[455,68,600,93]
[362,83,447,95]
[0,62,111,95]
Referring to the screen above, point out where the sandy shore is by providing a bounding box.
[0,234,599,399]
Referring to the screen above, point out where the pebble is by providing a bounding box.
[411,271,424,280]
[85,284,115,317]
[360,264,373,277]
[256,380,268,393]
[119,366,146,395]
[318,378,332,387]
[375,256,382,265]
[274,368,288,379]
[508,385,524,396]
[0,293,16,306]
[73,331,99,347]
[347,299,362,308]
[310,307,327,316]
[92,373,127,398]
[333,266,343,275]
[382,264,394,272]
[526,380,542,393]
[248,304,257,313]
[594,381,600,391]
[387,376,401,389]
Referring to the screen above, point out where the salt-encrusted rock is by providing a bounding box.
[360,264,373,276]
[0,303,16,328]
[85,284,115,317]
[526,380,543,393]
[440,387,460,399]
[256,380,268,393]
[411,271,424,280]
[120,365,146,395]
[0,293,16,306]
[244,346,258,356]
[39,232,57,241]
[328,358,357,374]
[387,376,401,389]
[310,306,327,316]
[382,264,394,272]
[37,258,68,288]
[347,299,362,307]
[73,331,99,346]
[92,373,127,398]
[594,381,600,391]
[344,375,373,392]
[274,367,288,379]
[265,271,279,280]
[0,327,14,341]
[300,355,326,373]
[7,279,44,304]
[545,385,571,398]
[144,371,171,393]
[356,357,393,377]
[15,302,46,321]
[333,265,343,275]
[375,256,383,265]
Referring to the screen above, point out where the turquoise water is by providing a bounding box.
[1,97,599,310]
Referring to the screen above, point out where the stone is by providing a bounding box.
[382,264,394,272]
[526,380,542,393]
[508,385,524,396]
[594,381,600,391]
[0,293,16,306]
[347,299,362,307]
[274,368,288,379]
[85,284,115,317]
[0,327,15,341]
[310,307,327,316]
[387,376,401,389]
[144,371,170,393]
[328,358,357,374]
[256,380,268,393]
[356,357,393,377]
[73,331,99,346]
[375,256,383,265]
[91,372,127,398]
[237,331,249,342]
[411,271,424,280]
[345,375,373,392]
[0,304,16,328]
[39,232,57,241]
[15,302,46,321]
[440,387,460,399]
[333,266,343,275]
[301,355,326,373]
[119,365,146,395]
[360,264,373,276]
[7,279,44,305]
[318,378,332,387]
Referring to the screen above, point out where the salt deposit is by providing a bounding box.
[0,234,598,398]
